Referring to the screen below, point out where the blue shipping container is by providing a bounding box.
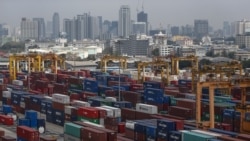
[18,118,30,126]
[144,88,164,97]
[146,125,157,138]
[168,131,182,141]
[30,95,44,105]
[143,81,162,89]
[3,105,12,114]
[25,110,38,120]
[157,119,176,131]
[37,118,45,129]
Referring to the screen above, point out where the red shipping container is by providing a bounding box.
[237,134,250,140]
[125,128,134,140]
[117,135,133,141]
[217,135,245,141]
[17,126,39,141]
[118,122,125,133]
[52,101,68,111]
[77,107,99,118]
[134,132,145,141]
[70,93,81,101]
[0,114,14,125]
[81,91,96,101]
[81,127,107,141]
[121,108,136,122]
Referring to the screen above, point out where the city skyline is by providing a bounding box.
[1,0,250,29]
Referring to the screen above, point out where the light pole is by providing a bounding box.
[118,40,121,101]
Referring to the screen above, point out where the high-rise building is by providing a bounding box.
[234,19,250,36]
[33,18,45,41]
[46,21,53,38]
[223,21,231,37]
[137,11,148,34]
[171,26,180,36]
[52,12,60,39]
[20,18,39,41]
[63,18,76,41]
[194,20,209,39]
[118,5,131,38]
[132,22,147,35]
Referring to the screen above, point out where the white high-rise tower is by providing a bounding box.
[118,5,131,38]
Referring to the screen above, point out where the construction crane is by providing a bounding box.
[100,55,128,73]
[137,59,169,85]
[171,55,198,75]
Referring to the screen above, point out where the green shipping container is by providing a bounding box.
[77,116,100,124]
[183,131,215,141]
[201,112,222,122]
[101,99,113,106]
[64,123,83,138]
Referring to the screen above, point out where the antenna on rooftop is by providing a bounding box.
[142,0,145,12]
[136,0,140,13]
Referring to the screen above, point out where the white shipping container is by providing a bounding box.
[101,106,121,117]
[2,91,11,98]
[105,97,117,102]
[96,107,113,117]
[52,93,70,104]
[64,133,81,141]
[72,100,90,108]
[64,106,77,115]
[82,121,104,128]
[12,80,23,86]
[136,103,158,114]
[191,130,222,137]
[125,121,136,130]
[20,102,25,108]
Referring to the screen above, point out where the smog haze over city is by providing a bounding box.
[1,0,250,29]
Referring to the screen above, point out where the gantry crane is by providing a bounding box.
[9,53,65,80]
[192,61,243,93]
[100,55,128,73]
[137,59,169,85]
[41,53,65,73]
[196,81,232,129]
[171,55,198,75]
[196,79,250,133]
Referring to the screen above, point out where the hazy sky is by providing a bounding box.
[1,0,250,29]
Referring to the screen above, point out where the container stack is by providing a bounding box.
[51,93,70,126]
[16,126,39,141]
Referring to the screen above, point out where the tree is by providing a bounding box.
[152,48,159,56]
[102,47,113,55]
[1,41,25,53]
[199,59,212,69]
[228,52,235,59]
[206,50,213,57]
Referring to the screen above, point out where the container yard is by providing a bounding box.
[0,53,250,141]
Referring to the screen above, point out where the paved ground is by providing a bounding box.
[0,107,65,140]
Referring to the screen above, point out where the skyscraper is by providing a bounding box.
[194,20,209,39]
[33,18,45,41]
[137,11,148,35]
[20,18,39,41]
[118,5,131,38]
[53,12,60,39]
